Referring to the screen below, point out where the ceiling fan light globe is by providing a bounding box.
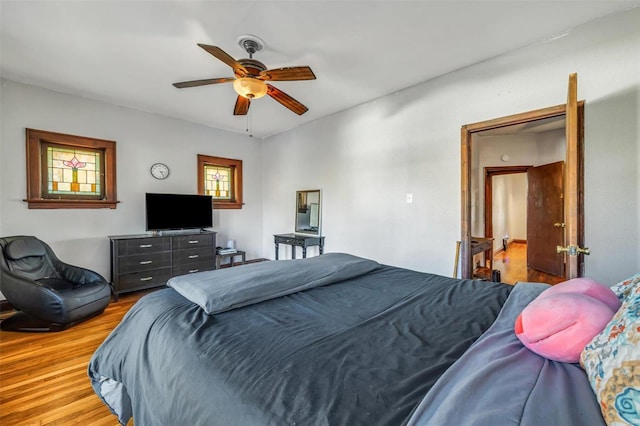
[233,77,267,99]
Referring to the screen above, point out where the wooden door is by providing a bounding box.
[527,161,565,277]
[564,73,581,279]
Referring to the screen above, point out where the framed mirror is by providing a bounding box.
[295,189,321,235]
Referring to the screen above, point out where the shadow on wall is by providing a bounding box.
[583,85,639,278]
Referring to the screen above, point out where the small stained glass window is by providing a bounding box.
[197,154,243,209]
[45,144,102,198]
[203,165,232,200]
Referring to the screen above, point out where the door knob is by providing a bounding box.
[557,245,590,256]
[553,222,566,228]
[577,246,591,255]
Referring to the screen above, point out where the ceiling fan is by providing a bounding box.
[173,35,316,116]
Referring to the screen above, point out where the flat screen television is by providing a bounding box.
[145,193,213,232]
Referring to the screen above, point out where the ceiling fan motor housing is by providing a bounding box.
[234,58,267,79]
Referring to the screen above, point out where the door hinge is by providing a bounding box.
[556,245,590,256]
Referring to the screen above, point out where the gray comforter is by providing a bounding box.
[407,282,605,426]
[88,254,602,425]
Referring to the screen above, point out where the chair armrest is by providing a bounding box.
[0,269,60,313]
[56,260,107,285]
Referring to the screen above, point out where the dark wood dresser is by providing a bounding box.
[109,231,216,298]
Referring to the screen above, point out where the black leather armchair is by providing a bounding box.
[0,235,111,331]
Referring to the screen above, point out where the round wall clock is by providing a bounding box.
[150,163,170,180]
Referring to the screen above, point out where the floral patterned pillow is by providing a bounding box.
[581,274,640,426]
[610,273,640,301]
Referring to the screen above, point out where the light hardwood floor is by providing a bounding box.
[493,242,565,285]
[0,292,147,425]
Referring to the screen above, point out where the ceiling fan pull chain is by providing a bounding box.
[246,109,253,138]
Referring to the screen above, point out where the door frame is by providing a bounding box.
[461,102,584,279]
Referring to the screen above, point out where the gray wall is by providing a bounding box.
[0,80,264,288]
[261,7,640,284]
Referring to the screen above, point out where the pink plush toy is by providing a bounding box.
[514,278,620,363]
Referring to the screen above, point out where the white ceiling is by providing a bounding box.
[2,1,638,139]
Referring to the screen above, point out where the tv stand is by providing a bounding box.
[109,231,216,299]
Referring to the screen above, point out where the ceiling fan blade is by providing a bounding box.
[260,66,316,81]
[197,44,248,75]
[173,77,235,88]
[234,96,250,116]
[267,84,308,115]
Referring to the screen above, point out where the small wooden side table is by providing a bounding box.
[216,250,246,268]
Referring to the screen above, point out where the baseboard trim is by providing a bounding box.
[495,239,527,255]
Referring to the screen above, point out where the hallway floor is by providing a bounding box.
[493,242,565,285]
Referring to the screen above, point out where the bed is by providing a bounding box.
[88,253,620,425]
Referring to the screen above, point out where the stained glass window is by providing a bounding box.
[203,165,232,200]
[25,129,117,209]
[197,154,243,209]
[46,145,102,197]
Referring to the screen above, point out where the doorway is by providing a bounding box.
[485,164,567,284]
[460,78,585,283]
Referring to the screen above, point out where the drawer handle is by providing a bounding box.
[139,277,153,281]
[139,244,153,248]
[188,269,199,273]
[139,260,153,265]
[188,255,199,259]
[188,240,199,244]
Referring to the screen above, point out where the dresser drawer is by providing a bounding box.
[172,247,215,267]
[172,260,214,277]
[118,237,171,255]
[118,252,172,274]
[276,236,303,246]
[173,233,213,250]
[116,268,173,292]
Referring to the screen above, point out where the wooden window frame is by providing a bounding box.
[197,154,243,209]
[25,128,118,209]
